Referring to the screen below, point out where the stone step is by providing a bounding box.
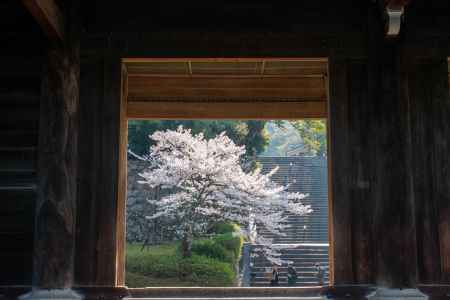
[251,253,329,258]
[251,277,329,283]
[251,267,330,278]
[251,264,329,269]
[251,262,329,268]
[258,228,328,232]
[261,223,327,227]
[252,253,328,257]
[252,254,329,259]
[270,239,328,241]
[250,246,329,250]
[128,287,323,298]
[252,262,329,267]
[264,234,329,236]
[251,260,329,264]
[260,224,328,228]
[270,241,328,244]
[250,272,330,278]
[267,232,329,234]
[266,235,329,237]
[251,261,328,266]
[253,256,328,260]
[126,298,321,300]
[261,252,329,255]
[264,233,329,236]
[270,238,328,240]
[269,236,328,239]
[251,264,328,269]
[250,282,328,287]
[261,235,329,239]
[269,241,328,244]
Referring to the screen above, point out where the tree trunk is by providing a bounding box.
[181,224,193,258]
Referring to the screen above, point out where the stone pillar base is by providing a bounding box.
[368,288,428,300]
[20,289,83,300]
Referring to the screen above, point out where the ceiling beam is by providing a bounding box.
[22,0,65,42]
[127,101,327,120]
[385,0,410,9]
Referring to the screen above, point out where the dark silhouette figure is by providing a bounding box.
[315,262,325,285]
[270,265,279,286]
[287,263,298,286]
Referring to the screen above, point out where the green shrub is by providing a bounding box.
[179,255,235,286]
[191,239,232,262]
[213,233,244,262]
[126,235,241,287]
[210,222,239,234]
[126,243,179,277]
[126,271,154,287]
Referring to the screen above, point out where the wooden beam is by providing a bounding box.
[123,57,328,63]
[385,0,410,9]
[128,77,327,101]
[22,0,65,42]
[127,101,327,120]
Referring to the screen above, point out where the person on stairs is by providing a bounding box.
[287,262,298,286]
[315,262,325,286]
[270,264,279,286]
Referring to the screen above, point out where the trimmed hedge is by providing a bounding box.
[213,233,243,261]
[191,239,232,263]
[179,255,234,285]
[126,222,243,287]
[210,222,240,234]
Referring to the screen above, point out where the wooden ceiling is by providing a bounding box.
[124,59,327,77]
[123,58,328,119]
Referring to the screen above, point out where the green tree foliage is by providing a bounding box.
[261,121,303,157]
[128,120,269,158]
[290,120,327,156]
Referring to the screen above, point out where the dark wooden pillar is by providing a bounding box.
[407,39,450,284]
[329,55,377,286]
[34,42,79,289]
[75,48,124,287]
[358,8,420,288]
[370,40,418,288]
[328,54,354,285]
[33,2,80,290]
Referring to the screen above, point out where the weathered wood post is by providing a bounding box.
[21,1,81,299]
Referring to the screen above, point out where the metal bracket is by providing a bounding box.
[385,6,405,38]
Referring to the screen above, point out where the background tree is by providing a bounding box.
[261,121,304,157]
[290,120,327,156]
[128,120,269,159]
[139,127,311,263]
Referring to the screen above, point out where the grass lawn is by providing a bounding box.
[125,231,243,287]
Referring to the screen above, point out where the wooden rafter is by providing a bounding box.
[22,0,65,42]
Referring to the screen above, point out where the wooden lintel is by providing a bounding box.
[22,0,65,42]
[127,101,327,120]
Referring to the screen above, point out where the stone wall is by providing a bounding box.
[127,158,179,244]
[126,159,155,243]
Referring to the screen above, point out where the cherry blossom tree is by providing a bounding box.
[138,127,311,263]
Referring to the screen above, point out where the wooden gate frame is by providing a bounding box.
[115,57,333,286]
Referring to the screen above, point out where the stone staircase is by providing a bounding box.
[249,157,329,287]
[249,244,329,287]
